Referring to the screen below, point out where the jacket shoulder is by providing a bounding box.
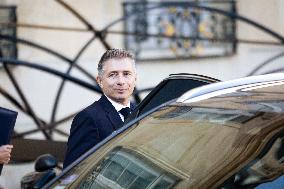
[75,100,102,120]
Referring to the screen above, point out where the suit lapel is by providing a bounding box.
[99,95,123,130]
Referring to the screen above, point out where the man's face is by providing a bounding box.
[96,58,137,105]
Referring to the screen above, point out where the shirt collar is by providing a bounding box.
[105,95,130,112]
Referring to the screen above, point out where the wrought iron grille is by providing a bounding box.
[123,0,236,61]
[0,6,17,63]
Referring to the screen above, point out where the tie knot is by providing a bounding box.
[119,107,131,119]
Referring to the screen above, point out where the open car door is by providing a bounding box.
[128,73,220,120]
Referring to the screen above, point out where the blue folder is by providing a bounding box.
[0,107,18,174]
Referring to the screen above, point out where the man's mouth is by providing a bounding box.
[115,89,127,93]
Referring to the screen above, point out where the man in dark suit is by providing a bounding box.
[63,49,137,168]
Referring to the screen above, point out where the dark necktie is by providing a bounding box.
[119,107,131,120]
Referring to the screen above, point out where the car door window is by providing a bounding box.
[138,79,216,116]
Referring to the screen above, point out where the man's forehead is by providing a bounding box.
[103,58,135,70]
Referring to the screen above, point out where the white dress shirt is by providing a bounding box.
[105,96,130,122]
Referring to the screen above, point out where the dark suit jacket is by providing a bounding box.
[63,95,134,168]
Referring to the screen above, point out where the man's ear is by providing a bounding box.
[134,73,137,85]
[96,76,103,88]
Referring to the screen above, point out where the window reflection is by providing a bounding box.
[79,148,179,189]
[156,106,255,124]
[219,132,284,189]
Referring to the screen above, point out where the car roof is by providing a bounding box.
[167,73,220,82]
[177,73,284,103]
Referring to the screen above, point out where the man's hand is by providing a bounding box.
[0,145,13,164]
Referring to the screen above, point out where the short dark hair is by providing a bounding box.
[97,49,135,75]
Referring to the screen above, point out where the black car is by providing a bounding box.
[39,73,284,189]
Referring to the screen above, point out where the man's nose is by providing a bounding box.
[116,74,126,84]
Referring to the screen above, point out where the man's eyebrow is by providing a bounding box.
[107,71,118,75]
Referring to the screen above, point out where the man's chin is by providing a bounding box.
[113,95,128,102]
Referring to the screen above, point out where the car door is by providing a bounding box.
[129,73,220,120]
